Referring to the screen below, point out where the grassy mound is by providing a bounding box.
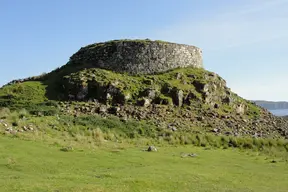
[0,67,260,118]
[0,39,286,139]
[0,66,287,138]
[0,81,47,109]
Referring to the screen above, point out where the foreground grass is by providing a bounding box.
[0,135,287,192]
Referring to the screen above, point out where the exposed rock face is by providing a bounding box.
[69,39,203,75]
[61,67,233,109]
[76,85,88,100]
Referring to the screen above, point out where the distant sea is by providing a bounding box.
[269,109,288,116]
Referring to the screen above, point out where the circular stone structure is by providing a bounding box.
[69,39,203,75]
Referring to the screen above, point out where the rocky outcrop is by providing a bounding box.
[49,66,287,139]
[61,67,236,109]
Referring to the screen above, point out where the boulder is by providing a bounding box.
[99,105,108,113]
[138,98,151,107]
[147,146,157,152]
[172,89,184,107]
[76,85,88,100]
[236,103,246,115]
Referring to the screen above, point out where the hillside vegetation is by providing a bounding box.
[1,66,288,139]
[1,39,288,191]
[0,107,287,191]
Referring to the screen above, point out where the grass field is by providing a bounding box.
[0,135,287,192]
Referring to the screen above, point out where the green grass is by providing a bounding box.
[0,135,287,192]
[0,81,47,109]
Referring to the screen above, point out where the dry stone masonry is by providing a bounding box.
[69,39,203,75]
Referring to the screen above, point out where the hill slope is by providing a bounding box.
[0,39,288,139]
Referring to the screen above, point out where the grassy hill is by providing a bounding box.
[1,39,288,191]
[1,66,288,139]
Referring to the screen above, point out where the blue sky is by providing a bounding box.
[1,0,287,101]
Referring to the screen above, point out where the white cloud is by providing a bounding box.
[153,0,288,51]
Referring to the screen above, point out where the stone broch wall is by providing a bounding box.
[69,39,203,74]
